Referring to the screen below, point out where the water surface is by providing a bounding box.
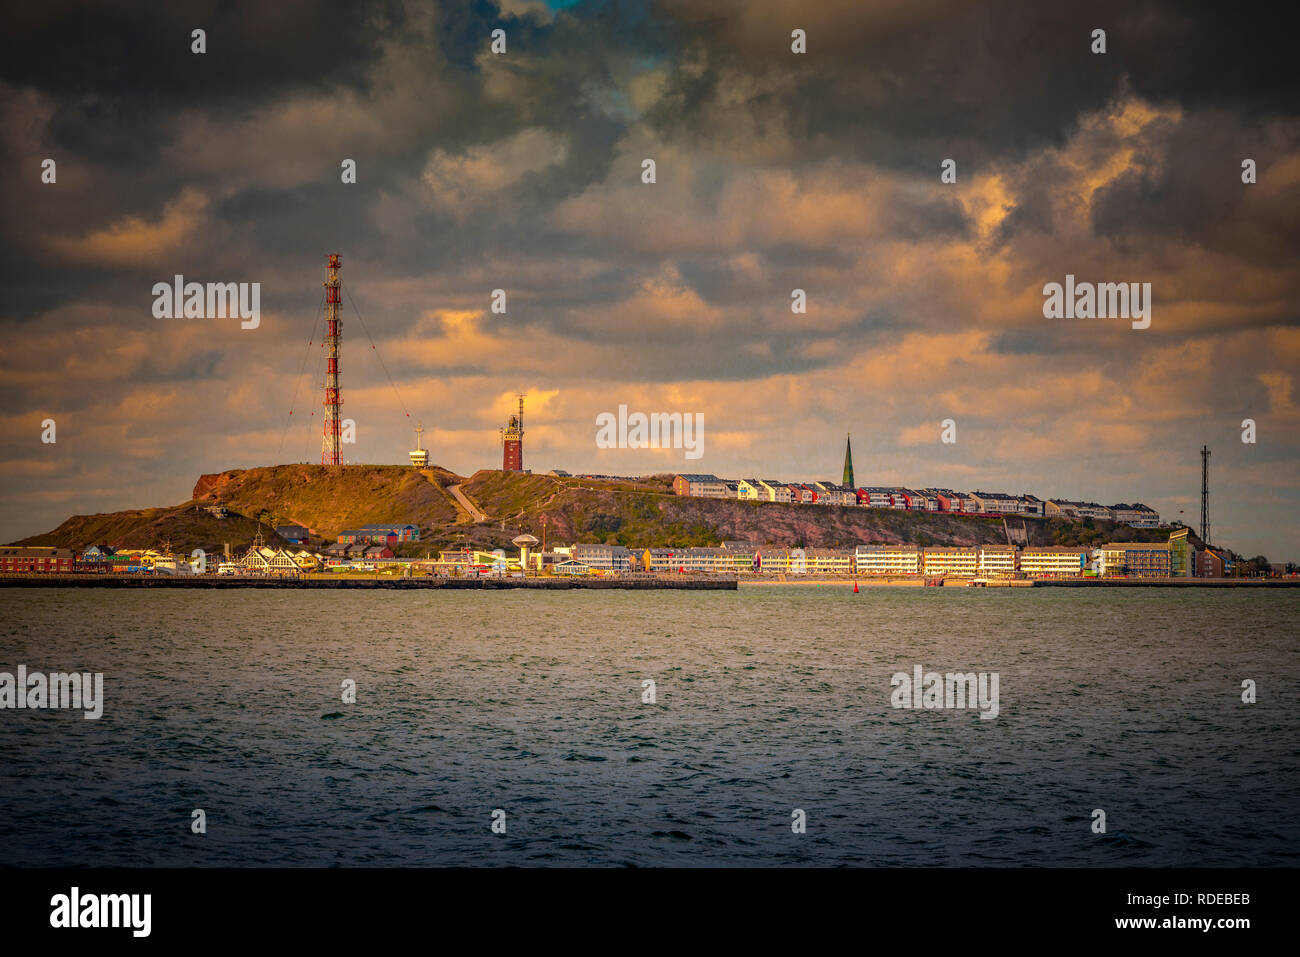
[1,587,1296,866]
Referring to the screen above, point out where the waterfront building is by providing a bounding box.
[239,544,305,576]
[855,544,922,575]
[737,479,765,501]
[977,544,1017,577]
[752,548,793,573]
[922,547,979,577]
[570,544,632,573]
[673,547,729,574]
[293,550,321,571]
[804,548,856,574]
[75,545,114,573]
[0,546,76,574]
[554,559,593,575]
[639,548,680,572]
[1197,548,1226,578]
[1095,542,1171,577]
[1018,546,1090,577]
[1168,528,1194,577]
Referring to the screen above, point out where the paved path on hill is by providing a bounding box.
[448,484,488,523]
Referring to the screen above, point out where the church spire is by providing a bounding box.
[842,433,855,487]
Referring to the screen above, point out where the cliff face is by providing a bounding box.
[16,464,1175,554]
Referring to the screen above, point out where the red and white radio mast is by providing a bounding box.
[321,253,343,465]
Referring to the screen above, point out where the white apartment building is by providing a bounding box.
[570,544,632,573]
[855,544,923,575]
[977,545,1017,577]
[1019,547,1090,577]
[803,548,856,573]
[923,547,979,577]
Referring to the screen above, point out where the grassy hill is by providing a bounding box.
[12,505,280,556]
[13,463,1185,555]
[190,464,462,536]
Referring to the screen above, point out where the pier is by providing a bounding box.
[0,574,737,590]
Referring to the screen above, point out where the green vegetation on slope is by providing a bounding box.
[13,464,1194,556]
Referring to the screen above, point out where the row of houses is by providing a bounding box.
[491,531,1227,578]
[324,542,395,561]
[335,523,420,546]
[671,475,1161,527]
[2,545,204,575]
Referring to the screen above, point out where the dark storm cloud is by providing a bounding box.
[1090,111,1300,267]
[647,0,1297,168]
[0,1,393,102]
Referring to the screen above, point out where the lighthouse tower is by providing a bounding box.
[501,395,525,472]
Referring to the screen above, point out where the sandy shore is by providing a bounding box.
[739,578,924,587]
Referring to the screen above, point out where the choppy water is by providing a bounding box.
[0,586,1296,866]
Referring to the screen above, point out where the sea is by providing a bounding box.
[1,586,1296,867]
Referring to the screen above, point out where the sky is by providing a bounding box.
[1,0,1297,561]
